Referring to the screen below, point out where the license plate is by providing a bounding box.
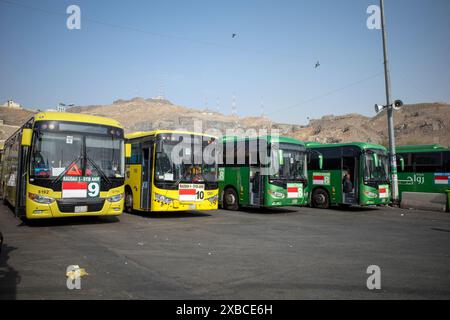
[74,206,88,213]
[189,204,196,210]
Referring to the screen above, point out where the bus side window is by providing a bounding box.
[443,152,450,172]
[249,140,259,166]
[413,152,442,173]
[321,148,341,170]
[129,143,142,165]
[308,150,320,170]
[398,153,413,172]
[235,140,246,166]
[224,140,236,167]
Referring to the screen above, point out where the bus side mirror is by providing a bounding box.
[125,143,132,158]
[399,157,405,171]
[21,128,32,147]
[318,154,323,170]
[278,150,284,166]
[373,153,379,167]
[156,140,163,153]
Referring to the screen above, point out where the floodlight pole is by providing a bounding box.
[380,0,399,204]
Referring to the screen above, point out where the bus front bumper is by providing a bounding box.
[151,198,219,212]
[149,188,219,212]
[25,197,124,219]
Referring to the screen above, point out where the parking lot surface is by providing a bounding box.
[1,204,450,299]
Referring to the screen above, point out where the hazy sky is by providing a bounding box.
[1,0,449,124]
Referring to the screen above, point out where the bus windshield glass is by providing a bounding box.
[363,151,389,183]
[154,133,218,183]
[271,143,307,180]
[30,122,124,179]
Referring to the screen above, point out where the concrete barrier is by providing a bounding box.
[401,192,447,212]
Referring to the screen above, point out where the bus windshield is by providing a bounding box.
[30,125,124,179]
[364,151,389,183]
[154,134,218,183]
[271,143,307,181]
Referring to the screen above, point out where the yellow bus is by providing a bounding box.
[0,112,128,219]
[124,130,219,212]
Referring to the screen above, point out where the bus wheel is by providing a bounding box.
[125,190,133,213]
[312,189,330,209]
[223,188,239,211]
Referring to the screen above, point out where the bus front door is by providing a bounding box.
[342,156,358,205]
[140,143,153,210]
[249,168,263,206]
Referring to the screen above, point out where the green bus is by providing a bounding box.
[396,144,450,206]
[218,135,310,210]
[306,142,391,208]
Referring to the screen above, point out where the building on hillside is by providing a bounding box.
[153,95,165,100]
[1,100,22,109]
[57,105,66,112]
[201,109,215,116]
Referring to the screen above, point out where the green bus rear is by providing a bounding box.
[306,142,391,208]
[218,135,309,210]
[396,145,450,206]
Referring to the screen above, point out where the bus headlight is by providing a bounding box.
[364,191,377,198]
[28,193,55,204]
[268,190,285,199]
[207,195,218,204]
[107,193,124,203]
[155,193,174,204]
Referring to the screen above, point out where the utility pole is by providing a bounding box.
[380,0,399,203]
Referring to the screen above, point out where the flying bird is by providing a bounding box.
[314,61,320,69]
[232,33,237,38]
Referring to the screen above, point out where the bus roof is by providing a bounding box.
[396,144,450,153]
[34,112,123,128]
[126,130,217,140]
[305,141,387,151]
[220,135,306,146]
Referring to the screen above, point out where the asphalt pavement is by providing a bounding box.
[1,204,450,299]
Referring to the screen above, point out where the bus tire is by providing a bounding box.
[223,188,239,211]
[312,188,330,209]
[125,189,133,213]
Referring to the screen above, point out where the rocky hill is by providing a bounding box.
[67,98,449,146]
[292,103,450,146]
[0,107,36,144]
[0,99,449,147]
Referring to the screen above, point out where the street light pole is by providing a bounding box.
[380,0,399,203]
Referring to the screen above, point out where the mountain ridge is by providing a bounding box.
[0,99,448,147]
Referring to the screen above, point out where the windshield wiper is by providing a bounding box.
[86,156,112,186]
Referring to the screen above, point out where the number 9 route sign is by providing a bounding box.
[62,176,101,198]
